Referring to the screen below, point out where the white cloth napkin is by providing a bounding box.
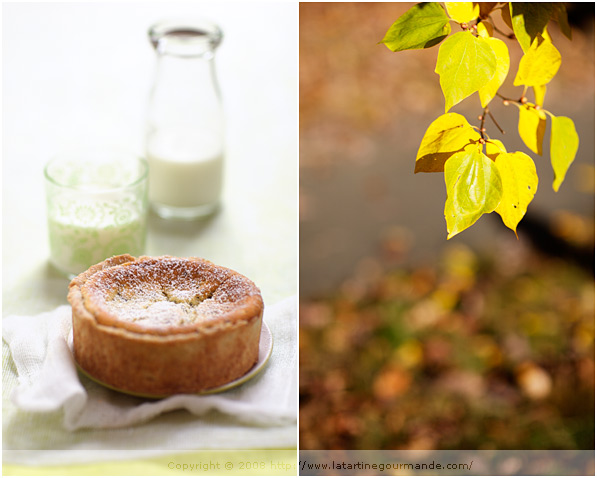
[3,296,297,432]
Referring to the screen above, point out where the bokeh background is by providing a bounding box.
[299,2,594,450]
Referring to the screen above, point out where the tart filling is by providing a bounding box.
[68,254,264,395]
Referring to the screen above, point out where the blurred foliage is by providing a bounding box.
[299,240,594,450]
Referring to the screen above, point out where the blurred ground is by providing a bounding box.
[299,2,594,450]
[300,241,594,449]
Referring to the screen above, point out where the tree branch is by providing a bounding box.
[496,92,524,105]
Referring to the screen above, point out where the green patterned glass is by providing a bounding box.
[44,149,148,278]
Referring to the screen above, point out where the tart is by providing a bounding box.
[67,254,264,396]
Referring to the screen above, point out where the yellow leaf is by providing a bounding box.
[494,151,538,235]
[533,84,547,107]
[550,115,579,192]
[444,150,502,239]
[476,20,493,39]
[445,2,479,23]
[485,138,507,160]
[514,36,562,87]
[479,37,510,107]
[415,113,481,172]
[518,104,546,155]
[435,31,497,112]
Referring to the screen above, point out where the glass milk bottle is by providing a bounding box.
[146,19,225,219]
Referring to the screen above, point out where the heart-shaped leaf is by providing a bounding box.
[479,37,510,106]
[435,31,497,112]
[494,151,538,234]
[514,36,561,87]
[415,113,481,173]
[381,2,451,52]
[444,149,503,239]
[518,104,546,155]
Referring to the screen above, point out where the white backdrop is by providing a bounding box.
[2,1,298,313]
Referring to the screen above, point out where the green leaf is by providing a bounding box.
[494,151,538,235]
[381,2,451,52]
[479,37,510,106]
[510,2,553,53]
[553,3,572,40]
[550,115,579,192]
[518,104,546,155]
[435,31,497,112]
[514,36,561,87]
[445,2,479,23]
[415,113,481,173]
[444,149,503,239]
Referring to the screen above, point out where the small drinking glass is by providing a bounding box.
[44,149,148,278]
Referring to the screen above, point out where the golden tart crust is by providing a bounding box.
[68,254,264,396]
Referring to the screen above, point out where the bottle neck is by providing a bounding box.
[149,19,222,58]
[148,19,222,101]
[152,54,220,97]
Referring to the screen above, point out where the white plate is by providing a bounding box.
[76,321,273,399]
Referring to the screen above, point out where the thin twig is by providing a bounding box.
[496,92,522,105]
[487,108,505,134]
[479,107,488,142]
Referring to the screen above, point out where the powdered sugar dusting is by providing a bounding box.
[83,256,261,330]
